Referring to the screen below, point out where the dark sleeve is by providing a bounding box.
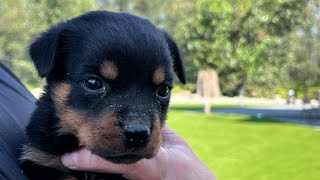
[0,62,36,180]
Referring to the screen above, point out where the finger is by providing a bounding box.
[161,125,197,157]
[61,148,127,174]
[62,148,167,180]
[161,125,188,146]
[122,147,169,180]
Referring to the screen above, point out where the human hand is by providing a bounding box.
[61,125,216,180]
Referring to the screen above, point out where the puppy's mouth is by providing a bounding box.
[103,154,142,164]
[76,119,162,164]
[90,143,159,164]
[92,150,147,164]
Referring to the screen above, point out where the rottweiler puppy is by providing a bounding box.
[20,11,185,180]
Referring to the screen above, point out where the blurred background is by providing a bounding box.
[1,0,320,179]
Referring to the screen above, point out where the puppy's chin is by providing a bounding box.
[101,154,143,164]
[92,149,158,164]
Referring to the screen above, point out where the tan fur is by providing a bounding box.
[20,145,67,171]
[100,61,118,80]
[152,67,165,85]
[78,112,125,153]
[52,83,125,153]
[51,82,161,159]
[52,83,81,135]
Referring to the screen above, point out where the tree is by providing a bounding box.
[177,0,312,96]
[97,0,177,27]
[0,0,96,89]
[286,1,320,98]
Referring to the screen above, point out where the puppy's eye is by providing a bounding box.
[83,77,104,90]
[156,85,170,98]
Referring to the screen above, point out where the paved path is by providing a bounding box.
[212,104,320,127]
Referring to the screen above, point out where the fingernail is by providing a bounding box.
[62,152,78,169]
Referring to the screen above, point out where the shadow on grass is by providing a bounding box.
[240,117,281,124]
[171,110,284,125]
[170,104,303,125]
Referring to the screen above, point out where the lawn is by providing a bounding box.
[167,104,320,180]
[169,103,242,111]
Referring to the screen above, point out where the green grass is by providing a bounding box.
[167,106,320,180]
[169,103,242,111]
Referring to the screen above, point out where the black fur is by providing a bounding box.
[21,11,185,180]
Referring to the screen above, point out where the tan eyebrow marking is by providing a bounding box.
[100,61,118,80]
[152,67,165,85]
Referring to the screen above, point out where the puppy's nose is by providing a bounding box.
[124,125,150,148]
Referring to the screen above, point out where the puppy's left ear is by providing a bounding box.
[29,23,65,78]
[163,31,186,84]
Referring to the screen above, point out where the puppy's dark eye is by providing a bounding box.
[83,77,104,90]
[156,85,170,98]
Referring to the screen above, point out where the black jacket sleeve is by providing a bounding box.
[0,62,36,180]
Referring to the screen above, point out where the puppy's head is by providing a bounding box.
[30,11,185,163]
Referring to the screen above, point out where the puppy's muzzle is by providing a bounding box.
[124,124,150,149]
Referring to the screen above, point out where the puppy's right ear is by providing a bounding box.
[29,24,64,78]
[162,31,186,84]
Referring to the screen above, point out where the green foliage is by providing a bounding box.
[276,5,320,99]
[97,0,172,26]
[172,83,196,94]
[0,0,96,89]
[1,0,196,89]
[0,0,34,66]
[168,108,320,180]
[276,85,320,99]
[287,27,320,96]
[274,86,289,99]
[1,0,319,96]
[177,0,314,96]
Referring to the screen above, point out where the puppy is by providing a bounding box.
[20,11,185,180]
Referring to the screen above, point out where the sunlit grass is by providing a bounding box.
[169,103,241,111]
[167,106,320,180]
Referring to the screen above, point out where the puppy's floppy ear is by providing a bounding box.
[29,24,65,78]
[163,31,186,84]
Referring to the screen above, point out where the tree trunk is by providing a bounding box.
[196,69,222,98]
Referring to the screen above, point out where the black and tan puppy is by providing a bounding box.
[20,11,185,180]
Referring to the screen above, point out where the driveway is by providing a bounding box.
[212,104,320,127]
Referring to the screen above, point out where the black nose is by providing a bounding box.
[124,125,150,148]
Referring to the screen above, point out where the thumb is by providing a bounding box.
[161,125,189,146]
[61,148,127,174]
[61,148,166,179]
